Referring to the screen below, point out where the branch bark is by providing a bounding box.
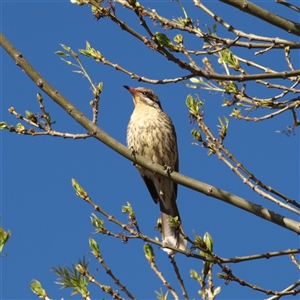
[219,0,300,37]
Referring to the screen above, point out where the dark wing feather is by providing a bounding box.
[141,175,160,204]
[173,156,178,201]
[172,120,179,201]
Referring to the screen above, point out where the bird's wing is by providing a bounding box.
[140,151,178,205]
[173,156,178,201]
[141,175,160,204]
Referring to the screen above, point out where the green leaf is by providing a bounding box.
[55,51,68,56]
[122,202,135,220]
[214,286,221,296]
[213,22,217,32]
[193,231,208,251]
[71,178,88,199]
[155,288,169,300]
[173,34,183,44]
[219,49,240,70]
[25,110,38,123]
[191,129,201,141]
[36,93,43,103]
[189,77,202,84]
[71,50,79,59]
[230,108,241,118]
[16,123,26,133]
[190,269,201,281]
[155,32,178,51]
[186,94,202,115]
[0,121,9,130]
[60,44,71,52]
[60,58,72,65]
[144,243,155,262]
[29,280,48,298]
[0,227,11,252]
[89,237,100,255]
[44,112,51,123]
[90,213,106,233]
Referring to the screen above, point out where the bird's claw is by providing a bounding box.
[130,146,137,156]
[163,165,172,175]
[130,146,138,166]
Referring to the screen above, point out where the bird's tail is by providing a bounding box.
[159,202,187,253]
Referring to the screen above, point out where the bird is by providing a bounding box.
[124,85,186,253]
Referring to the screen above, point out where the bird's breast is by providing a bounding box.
[127,107,178,168]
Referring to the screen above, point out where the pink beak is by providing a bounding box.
[124,85,138,95]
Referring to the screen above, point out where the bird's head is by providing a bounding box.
[124,86,162,110]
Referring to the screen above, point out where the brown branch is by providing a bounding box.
[79,267,124,300]
[265,280,300,300]
[93,250,136,299]
[222,248,300,263]
[10,129,91,139]
[149,260,179,300]
[98,55,196,84]
[289,254,300,270]
[235,100,300,122]
[219,0,300,36]
[219,263,300,296]
[194,0,300,43]
[169,256,189,300]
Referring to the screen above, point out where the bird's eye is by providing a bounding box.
[142,92,149,97]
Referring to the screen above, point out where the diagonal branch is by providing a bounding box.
[219,0,300,36]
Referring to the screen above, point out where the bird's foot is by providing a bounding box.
[163,165,172,175]
[130,146,137,156]
[130,146,137,166]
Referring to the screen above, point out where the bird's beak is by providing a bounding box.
[124,85,140,106]
[124,85,137,95]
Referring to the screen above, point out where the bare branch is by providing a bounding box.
[222,248,300,263]
[265,279,300,300]
[219,0,300,36]
[169,256,189,300]
[149,260,179,300]
[92,249,136,299]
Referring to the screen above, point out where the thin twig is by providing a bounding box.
[221,248,300,263]
[169,255,189,300]
[149,260,179,300]
[289,254,300,270]
[94,251,136,299]
[80,267,125,300]
[265,279,300,300]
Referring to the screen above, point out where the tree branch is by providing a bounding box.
[219,0,300,36]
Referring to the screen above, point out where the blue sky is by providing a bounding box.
[1,1,299,299]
